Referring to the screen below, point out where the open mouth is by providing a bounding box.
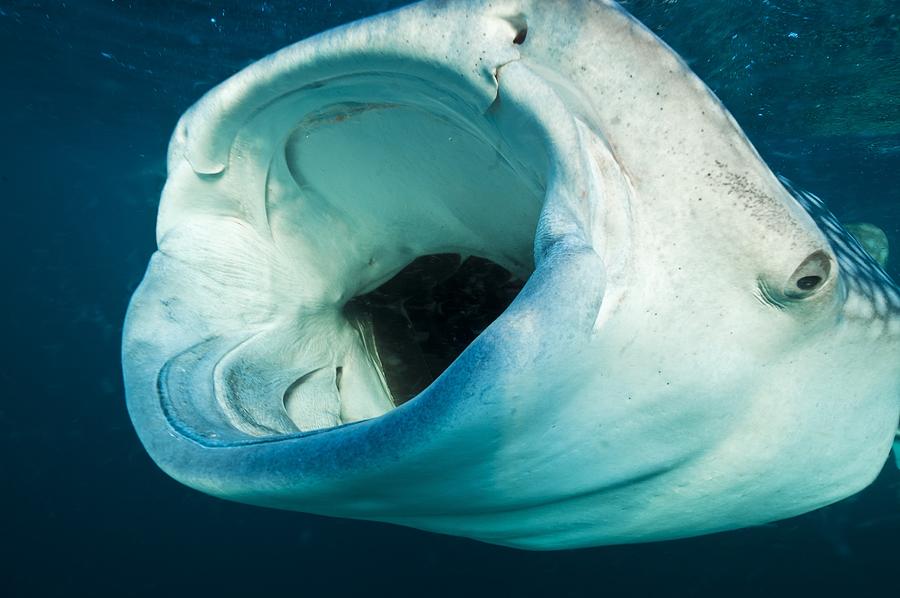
[148,63,558,442]
[265,82,547,433]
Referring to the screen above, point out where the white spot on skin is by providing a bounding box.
[858,298,875,320]
[832,237,851,255]
[873,291,888,317]
[885,286,900,308]
[869,318,886,339]
[844,292,872,319]
[853,277,871,298]
[888,317,900,336]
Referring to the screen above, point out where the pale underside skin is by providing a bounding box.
[122,0,900,549]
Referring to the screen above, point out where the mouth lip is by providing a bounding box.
[148,252,541,455]
[172,6,521,178]
[151,285,512,451]
[123,228,607,517]
[155,339,364,449]
[123,254,547,510]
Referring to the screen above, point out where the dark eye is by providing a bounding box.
[796,275,823,291]
[784,251,832,299]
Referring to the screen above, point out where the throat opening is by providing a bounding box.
[344,254,525,407]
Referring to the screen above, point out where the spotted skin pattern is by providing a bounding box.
[779,176,900,337]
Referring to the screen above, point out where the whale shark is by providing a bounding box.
[122,0,900,549]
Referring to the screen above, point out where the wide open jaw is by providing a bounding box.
[123,0,617,529]
[145,61,571,440]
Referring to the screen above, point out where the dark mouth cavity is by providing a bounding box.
[344,254,525,405]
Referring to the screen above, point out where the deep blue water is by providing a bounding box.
[2,1,898,595]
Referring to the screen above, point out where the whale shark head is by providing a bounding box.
[122,0,900,549]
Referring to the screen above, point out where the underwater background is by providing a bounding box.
[2,0,898,595]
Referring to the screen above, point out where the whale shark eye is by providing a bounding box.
[784,250,832,299]
[796,275,822,291]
